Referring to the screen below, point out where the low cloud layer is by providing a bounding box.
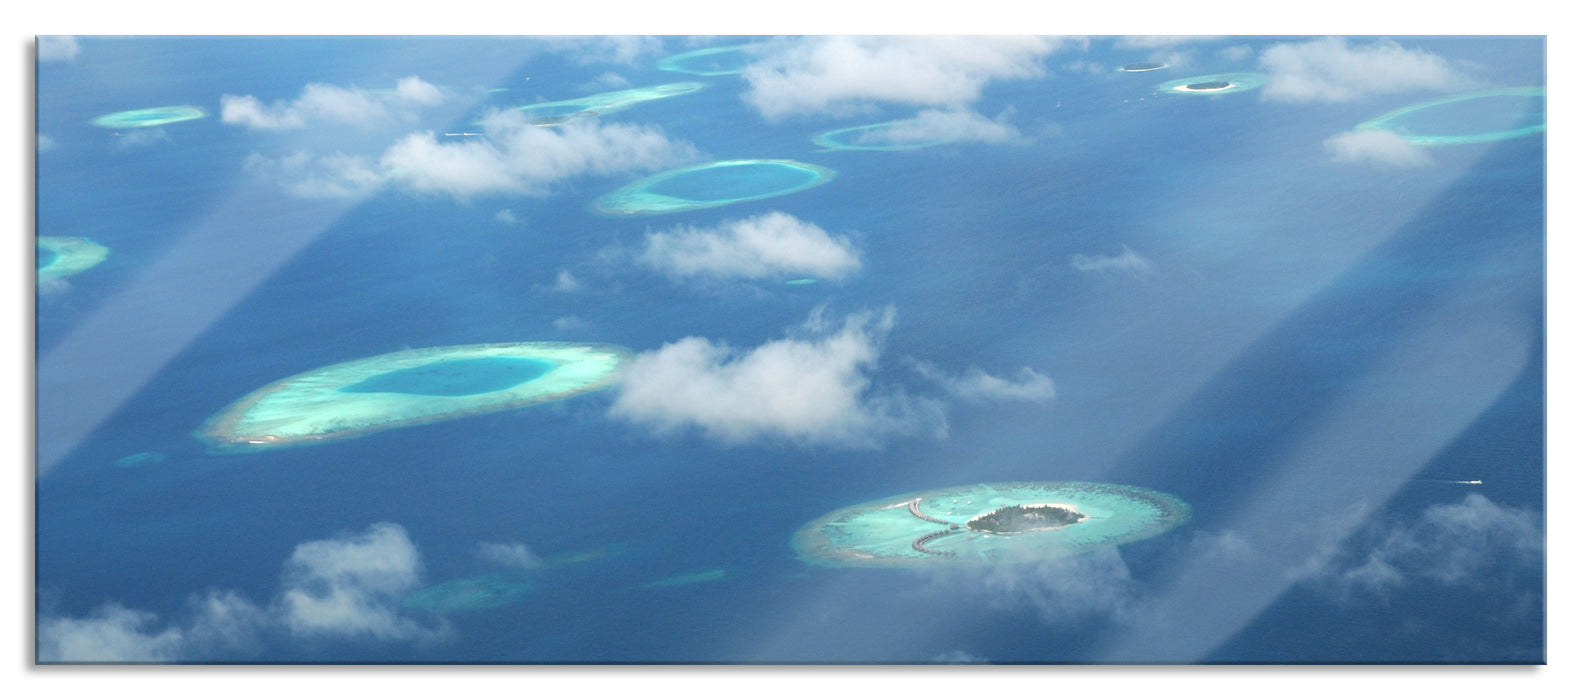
[1324,130,1433,169]
[1070,245,1153,274]
[1308,495,1543,599]
[638,211,862,282]
[474,541,539,570]
[38,523,443,662]
[610,307,943,446]
[222,77,445,130]
[928,547,1139,627]
[742,36,1066,120]
[1259,37,1468,103]
[908,361,1055,403]
[245,111,695,200]
[856,107,1021,146]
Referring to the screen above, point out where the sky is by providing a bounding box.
[11,1,1578,697]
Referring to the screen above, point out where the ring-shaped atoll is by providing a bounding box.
[1119,62,1167,73]
[1156,73,1266,96]
[37,236,109,283]
[402,573,536,612]
[793,481,1190,568]
[196,342,630,452]
[1354,87,1546,145]
[592,159,836,216]
[508,82,707,126]
[657,45,755,76]
[813,121,953,151]
[89,105,207,129]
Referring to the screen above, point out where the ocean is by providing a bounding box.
[34,35,1545,664]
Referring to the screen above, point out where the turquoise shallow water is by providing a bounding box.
[33,36,1545,664]
[340,357,555,397]
[1390,95,1546,138]
[645,162,821,201]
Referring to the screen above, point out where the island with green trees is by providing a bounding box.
[967,504,1085,534]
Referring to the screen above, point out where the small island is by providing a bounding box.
[967,504,1085,533]
[1186,80,1232,91]
[1120,62,1166,72]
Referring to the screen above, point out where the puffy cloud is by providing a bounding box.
[741,36,1066,119]
[38,523,441,662]
[1070,245,1153,274]
[1324,130,1433,169]
[1309,495,1543,598]
[907,361,1055,403]
[276,522,434,641]
[1114,36,1225,49]
[610,307,944,446]
[38,36,80,62]
[552,315,589,331]
[1219,45,1254,62]
[856,107,1021,147]
[551,270,581,292]
[38,134,56,152]
[474,541,539,570]
[581,72,632,91]
[114,128,171,150]
[494,208,518,224]
[1258,37,1468,103]
[222,76,445,131]
[638,211,862,282]
[242,151,386,199]
[378,113,695,198]
[245,112,695,200]
[38,603,189,663]
[931,547,1139,627]
[548,36,664,65]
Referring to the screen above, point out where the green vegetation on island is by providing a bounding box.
[967,504,1084,533]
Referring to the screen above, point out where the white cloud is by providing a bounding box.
[581,72,632,91]
[552,315,589,331]
[549,36,664,65]
[611,307,944,446]
[494,208,518,224]
[245,111,695,200]
[38,36,80,62]
[638,211,862,282]
[378,112,695,198]
[1258,37,1468,103]
[276,522,435,641]
[551,270,581,292]
[856,107,1021,147]
[1062,60,1107,75]
[907,361,1055,403]
[741,36,1066,120]
[38,134,57,152]
[221,76,446,130]
[1219,45,1254,62]
[1114,36,1225,50]
[38,523,439,662]
[1324,130,1433,169]
[934,548,1139,627]
[474,541,539,570]
[38,603,188,662]
[243,151,386,199]
[1070,245,1153,274]
[1310,495,1543,598]
[115,128,171,150]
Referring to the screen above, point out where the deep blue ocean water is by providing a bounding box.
[35,36,1544,663]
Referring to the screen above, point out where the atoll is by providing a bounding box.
[657,45,755,76]
[402,573,535,612]
[813,121,952,151]
[592,159,835,216]
[1156,73,1266,96]
[508,83,706,126]
[1355,87,1546,146]
[37,236,109,284]
[793,481,1190,568]
[90,105,207,129]
[1119,62,1167,72]
[196,342,630,452]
